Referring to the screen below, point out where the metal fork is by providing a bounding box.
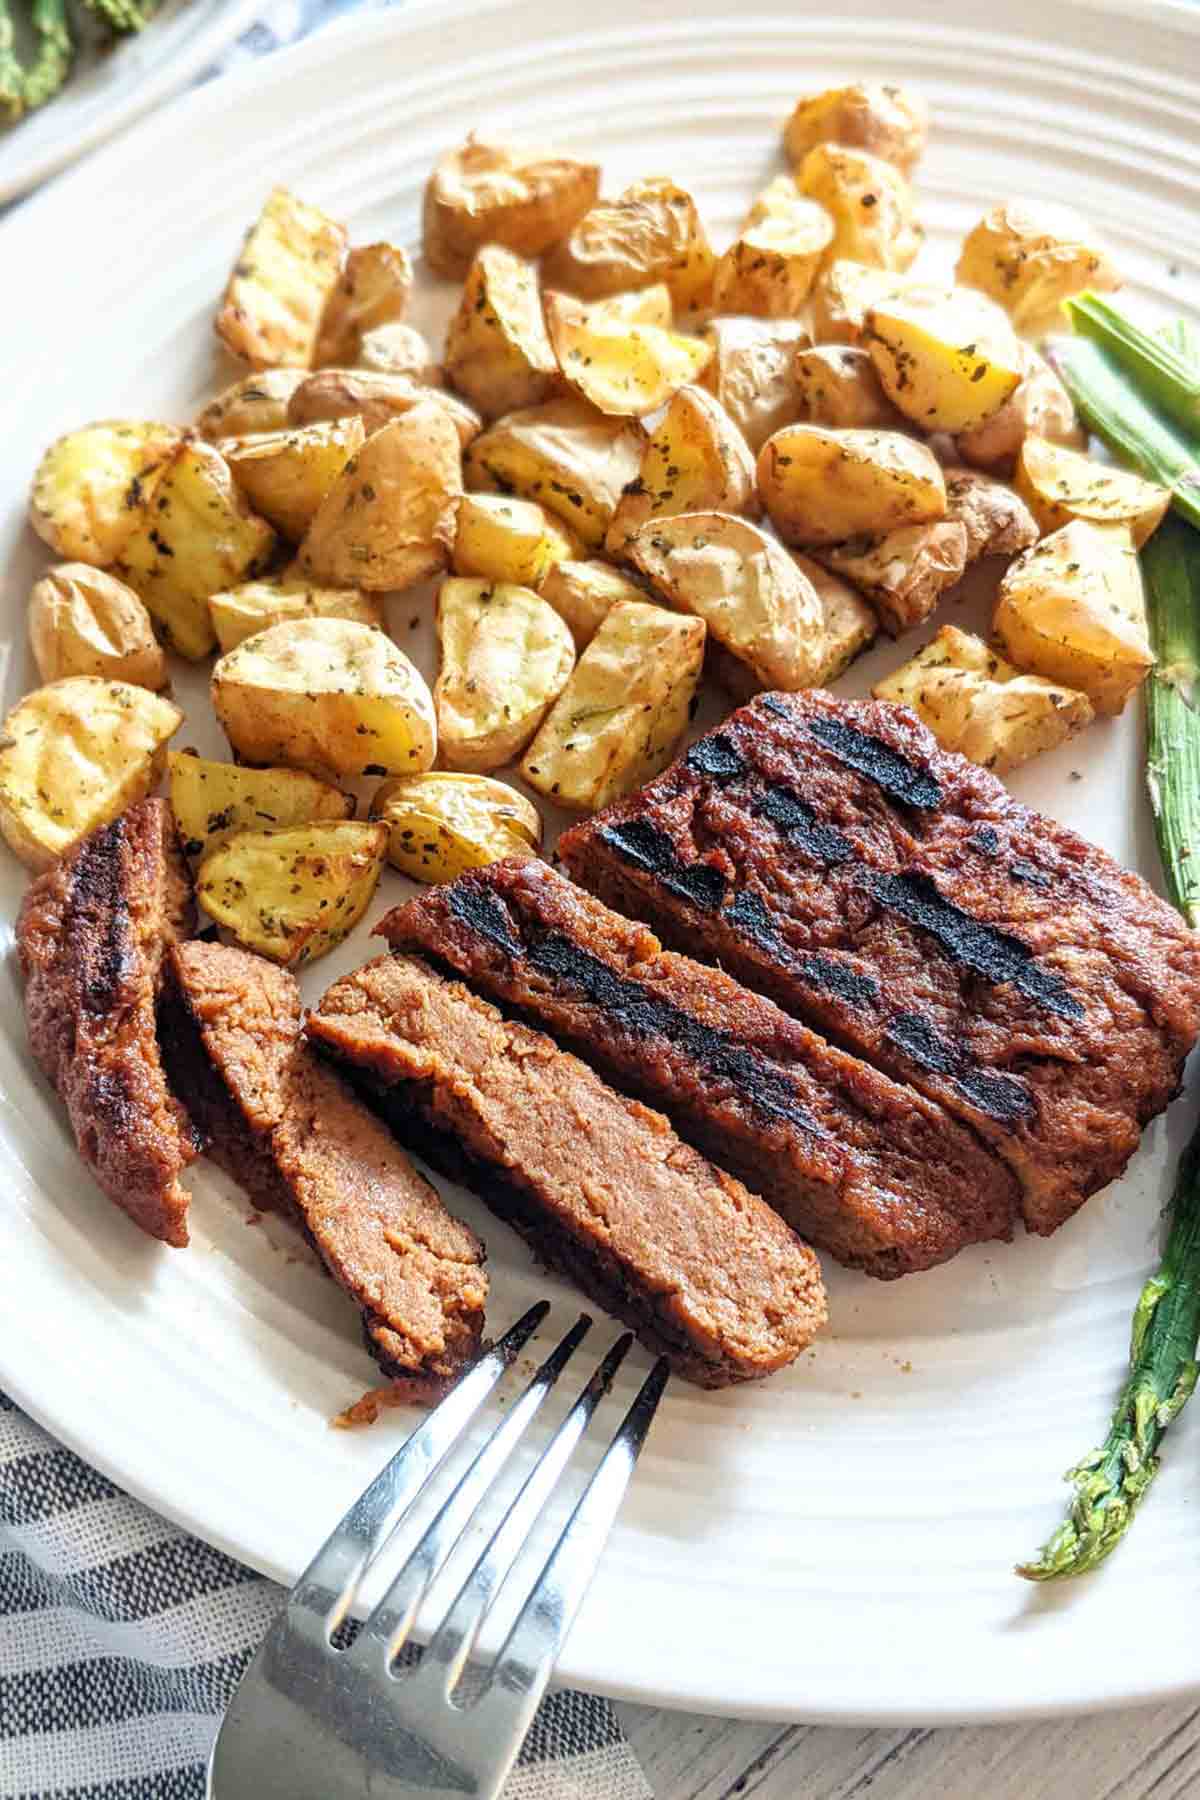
[208,1302,668,1799]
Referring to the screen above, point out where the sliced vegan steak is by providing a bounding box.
[159,940,486,1393]
[559,689,1200,1235]
[308,953,826,1386]
[379,858,1020,1277]
[16,798,199,1247]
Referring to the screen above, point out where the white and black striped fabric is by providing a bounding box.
[0,1391,652,1799]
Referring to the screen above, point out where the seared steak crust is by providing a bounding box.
[309,954,826,1387]
[159,941,486,1391]
[16,798,198,1246]
[559,690,1200,1234]
[379,859,1020,1276]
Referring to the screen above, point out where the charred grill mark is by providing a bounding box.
[807,716,942,810]
[1010,858,1051,888]
[759,694,792,720]
[71,820,135,1020]
[969,826,1000,856]
[755,787,854,865]
[686,735,746,781]
[724,888,778,949]
[598,819,728,910]
[441,883,522,958]
[797,954,880,1010]
[885,1012,1034,1123]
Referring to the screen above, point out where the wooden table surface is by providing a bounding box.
[615,1698,1200,1797]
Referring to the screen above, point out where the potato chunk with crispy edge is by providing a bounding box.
[543,178,716,311]
[956,200,1121,338]
[315,242,413,366]
[423,135,600,280]
[197,820,387,967]
[29,566,166,691]
[219,418,365,542]
[1014,436,1169,547]
[545,292,711,418]
[699,317,810,455]
[784,83,929,175]
[816,520,968,637]
[371,772,541,883]
[864,285,1023,434]
[605,385,757,557]
[216,186,348,370]
[758,424,946,548]
[798,146,921,273]
[434,579,575,773]
[168,751,353,860]
[444,245,559,420]
[208,578,382,654]
[537,558,647,649]
[464,398,645,551]
[453,494,576,587]
[30,420,183,567]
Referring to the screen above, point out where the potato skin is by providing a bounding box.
[287,369,481,447]
[208,578,383,654]
[793,553,878,685]
[543,178,716,310]
[196,371,307,441]
[793,346,906,431]
[955,345,1085,474]
[942,466,1038,563]
[219,418,365,541]
[808,260,916,346]
[444,246,559,420]
[423,136,600,280]
[545,292,712,418]
[798,146,921,273]
[29,565,166,690]
[605,384,758,556]
[817,520,968,637]
[356,322,443,383]
[758,424,946,548]
[956,199,1121,338]
[699,316,809,455]
[371,771,541,882]
[216,186,348,369]
[537,558,647,649]
[784,83,929,175]
[196,820,387,967]
[29,420,182,567]
[464,397,645,550]
[434,579,576,772]
[711,204,833,318]
[315,242,413,366]
[453,494,573,587]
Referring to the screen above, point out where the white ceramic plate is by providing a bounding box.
[2,0,1200,1726]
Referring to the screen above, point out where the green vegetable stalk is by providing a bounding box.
[1144,520,1200,930]
[22,0,72,112]
[0,0,26,120]
[1068,293,1200,436]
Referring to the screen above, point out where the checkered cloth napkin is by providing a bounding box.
[0,7,653,1796]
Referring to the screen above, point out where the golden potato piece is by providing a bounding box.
[956,343,1085,474]
[699,316,809,455]
[521,601,704,811]
[371,771,541,882]
[444,246,558,420]
[356,322,443,383]
[818,520,968,637]
[589,284,674,329]
[543,178,716,311]
[29,565,166,690]
[197,820,387,967]
[208,578,383,653]
[297,400,462,592]
[219,418,365,541]
[168,751,352,859]
[0,678,181,870]
[196,370,307,441]
[712,206,833,319]
[864,285,1024,434]
[1014,436,1170,547]
[792,345,906,431]
[453,493,574,587]
[627,511,827,693]
[942,466,1038,562]
[315,242,413,366]
[956,200,1122,338]
[993,520,1153,716]
[212,617,437,780]
[758,424,946,548]
[784,83,929,175]
[798,146,921,274]
[808,259,919,345]
[538,558,647,649]
[794,553,878,686]
[287,369,481,447]
[604,384,757,557]
[29,420,182,567]
[216,185,348,369]
[874,624,1094,773]
[435,579,575,773]
[464,397,645,550]
[423,135,600,280]
[545,291,711,418]
[117,441,276,661]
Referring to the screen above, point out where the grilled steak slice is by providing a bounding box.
[379,859,1020,1277]
[17,798,198,1247]
[309,954,826,1386]
[160,941,486,1392]
[560,689,1200,1235]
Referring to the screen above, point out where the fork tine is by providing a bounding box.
[416,1332,636,1696]
[290,1301,549,1642]
[345,1313,593,1671]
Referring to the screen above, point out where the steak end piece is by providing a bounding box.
[160,941,487,1393]
[378,858,1021,1277]
[16,798,198,1247]
[309,954,827,1388]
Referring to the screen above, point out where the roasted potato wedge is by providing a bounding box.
[793,345,906,430]
[219,418,365,541]
[604,384,757,556]
[197,820,387,967]
[758,424,946,548]
[444,246,558,419]
[993,520,1153,716]
[818,520,969,636]
[30,420,182,566]
[371,771,541,882]
[864,285,1024,433]
[798,146,921,273]
[543,178,716,310]
[956,344,1085,473]
[589,285,674,329]
[808,259,918,346]
[297,401,462,592]
[699,316,809,454]
[435,578,575,772]
[117,440,276,660]
[545,291,711,417]
[874,624,1094,773]
[0,678,181,870]
[1014,436,1170,547]
[453,493,576,586]
[942,466,1038,562]
[520,600,704,811]
[216,186,348,369]
[711,205,834,318]
[287,369,481,447]
[794,553,879,685]
[315,242,413,366]
[464,397,645,550]
[196,371,307,441]
[29,565,166,690]
[356,322,443,383]
[208,577,383,653]
[956,200,1122,338]
[168,751,353,859]
[627,511,827,692]
[538,557,647,649]
[423,135,601,280]
[212,617,437,780]
[784,83,929,175]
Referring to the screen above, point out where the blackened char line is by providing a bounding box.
[806,715,942,810]
[885,1012,1034,1123]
